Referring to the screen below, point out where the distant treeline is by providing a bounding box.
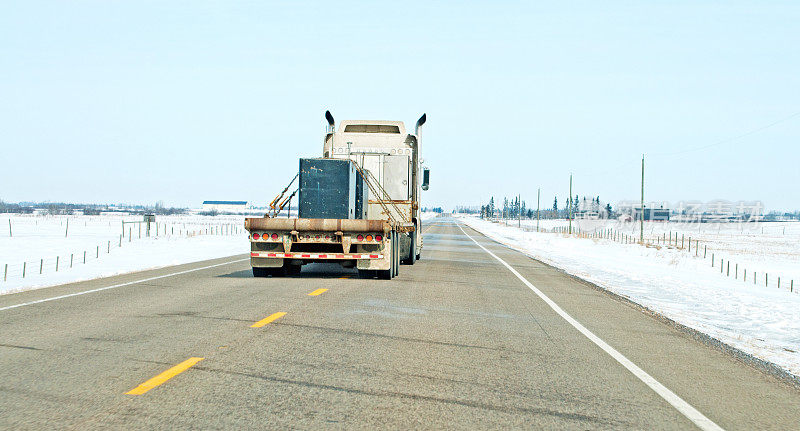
[0,200,186,216]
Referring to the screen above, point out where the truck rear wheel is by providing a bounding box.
[392,230,399,278]
[403,233,416,265]
[378,231,396,280]
[252,267,286,277]
[286,264,302,276]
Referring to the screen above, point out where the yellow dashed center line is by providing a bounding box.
[307,288,328,296]
[126,357,204,395]
[251,312,287,328]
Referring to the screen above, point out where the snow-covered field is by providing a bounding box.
[493,217,800,292]
[0,214,248,295]
[460,215,800,378]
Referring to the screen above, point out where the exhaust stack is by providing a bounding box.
[325,110,335,133]
[414,113,426,136]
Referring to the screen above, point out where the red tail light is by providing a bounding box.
[252,233,260,240]
[356,234,364,241]
[271,233,278,240]
[375,235,383,241]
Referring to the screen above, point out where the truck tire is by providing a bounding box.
[379,231,395,280]
[358,269,375,279]
[403,233,416,265]
[286,264,302,276]
[252,267,286,277]
[392,230,399,277]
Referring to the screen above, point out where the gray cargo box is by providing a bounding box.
[299,158,367,219]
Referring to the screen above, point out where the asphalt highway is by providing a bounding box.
[1,218,799,429]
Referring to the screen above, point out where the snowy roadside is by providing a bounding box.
[1,214,248,295]
[0,235,248,295]
[459,216,800,378]
[421,211,442,221]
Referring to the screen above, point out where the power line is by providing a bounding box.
[579,110,800,177]
[654,111,800,157]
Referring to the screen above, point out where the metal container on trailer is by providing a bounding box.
[298,158,357,219]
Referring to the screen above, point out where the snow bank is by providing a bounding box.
[461,216,800,378]
[0,214,248,295]
[509,218,800,287]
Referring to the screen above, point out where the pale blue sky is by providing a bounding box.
[1,1,798,210]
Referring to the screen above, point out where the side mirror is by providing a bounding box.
[421,168,430,191]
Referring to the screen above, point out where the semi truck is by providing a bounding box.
[244,111,430,280]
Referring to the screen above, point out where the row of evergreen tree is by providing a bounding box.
[480,196,614,220]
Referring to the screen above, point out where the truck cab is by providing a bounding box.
[323,116,428,263]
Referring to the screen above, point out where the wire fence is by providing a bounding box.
[488,217,798,295]
[1,219,245,283]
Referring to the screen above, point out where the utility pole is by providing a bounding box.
[536,188,540,232]
[640,154,645,244]
[568,173,573,235]
[518,194,521,227]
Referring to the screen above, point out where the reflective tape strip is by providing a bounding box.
[250,252,383,259]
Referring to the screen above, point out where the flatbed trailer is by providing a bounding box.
[245,217,401,279]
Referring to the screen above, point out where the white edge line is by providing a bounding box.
[0,258,249,312]
[456,222,724,431]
